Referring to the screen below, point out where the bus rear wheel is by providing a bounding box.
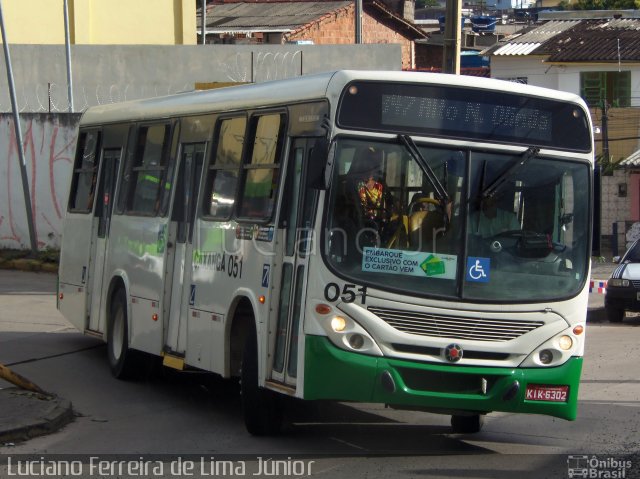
[451,414,484,434]
[241,325,282,436]
[107,289,139,379]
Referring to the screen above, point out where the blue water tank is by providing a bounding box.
[438,15,466,33]
[471,15,497,33]
[460,51,490,68]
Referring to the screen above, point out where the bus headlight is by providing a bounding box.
[521,329,580,367]
[322,315,382,356]
[539,349,553,364]
[331,316,347,332]
[558,335,573,351]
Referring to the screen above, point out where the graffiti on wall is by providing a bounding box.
[0,115,79,250]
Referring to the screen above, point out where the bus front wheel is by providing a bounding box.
[241,326,282,436]
[107,289,139,379]
[451,414,484,434]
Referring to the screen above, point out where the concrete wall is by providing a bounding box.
[0,44,402,113]
[0,44,401,249]
[602,170,631,237]
[0,0,196,45]
[0,114,80,250]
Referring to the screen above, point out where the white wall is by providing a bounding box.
[0,114,79,250]
[490,56,560,90]
[492,56,640,107]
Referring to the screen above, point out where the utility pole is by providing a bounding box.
[602,100,610,165]
[355,0,363,44]
[63,0,74,112]
[0,0,38,255]
[593,100,610,258]
[442,0,462,74]
[201,0,206,44]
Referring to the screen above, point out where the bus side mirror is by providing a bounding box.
[308,138,334,190]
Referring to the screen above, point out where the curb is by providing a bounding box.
[0,389,73,443]
[0,260,58,274]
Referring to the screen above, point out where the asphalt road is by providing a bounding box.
[0,270,638,479]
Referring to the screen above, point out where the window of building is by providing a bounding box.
[237,113,285,220]
[122,124,171,215]
[68,130,101,213]
[203,117,246,219]
[581,71,631,107]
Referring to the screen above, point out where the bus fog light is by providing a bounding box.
[348,334,365,350]
[331,316,347,332]
[559,335,573,350]
[539,349,553,364]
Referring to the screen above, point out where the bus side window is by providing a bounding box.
[203,116,246,219]
[68,130,101,213]
[124,124,171,216]
[237,113,285,220]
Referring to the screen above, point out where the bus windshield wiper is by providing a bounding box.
[399,134,449,204]
[480,147,540,200]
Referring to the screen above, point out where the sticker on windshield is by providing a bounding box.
[361,247,457,279]
[466,257,490,282]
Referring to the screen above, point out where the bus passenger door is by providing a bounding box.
[164,143,206,361]
[271,138,318,388]
[87,148,121,333]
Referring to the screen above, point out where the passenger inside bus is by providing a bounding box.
[346,147,405,248]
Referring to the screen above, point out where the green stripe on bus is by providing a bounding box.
[303,335,582,421]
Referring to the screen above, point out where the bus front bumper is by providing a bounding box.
[303,335,582,420]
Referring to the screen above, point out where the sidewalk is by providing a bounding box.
[587,258,618,323]
[0,388,73,444]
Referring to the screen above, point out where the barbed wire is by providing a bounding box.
[0,51,304,113]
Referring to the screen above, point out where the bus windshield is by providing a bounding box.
[324,138,590,302]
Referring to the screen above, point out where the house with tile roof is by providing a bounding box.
[198,0,427,69]
[486,12,640,256]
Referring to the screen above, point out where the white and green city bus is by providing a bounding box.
[58,70,593,435]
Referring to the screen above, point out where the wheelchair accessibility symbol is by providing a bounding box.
[466,257,490,283]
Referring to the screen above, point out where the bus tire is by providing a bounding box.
[451,414,484,433]
[241,325,282,436]
[107,289,139,379]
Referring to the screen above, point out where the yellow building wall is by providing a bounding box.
[0,0,196,45]
[0,0,66,43]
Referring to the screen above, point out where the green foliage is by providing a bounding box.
[0,248,59,264]
[568,0,636,9]
[37,248,60,264]
[596,154,619,176]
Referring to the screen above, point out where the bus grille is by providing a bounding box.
[368,306,544,342]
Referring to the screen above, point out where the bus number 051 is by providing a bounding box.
[324,283,367,304]
[228,255,243,279]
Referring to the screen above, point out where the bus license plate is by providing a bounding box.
[525,384,568,402]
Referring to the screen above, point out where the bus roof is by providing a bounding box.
[79,70,588,127]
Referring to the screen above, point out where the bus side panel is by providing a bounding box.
[105,214,166,356]
[58,214,98,332]
[58,282,87,333]
[190,223,237,375]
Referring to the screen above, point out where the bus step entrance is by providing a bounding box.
[162,352,185,371]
